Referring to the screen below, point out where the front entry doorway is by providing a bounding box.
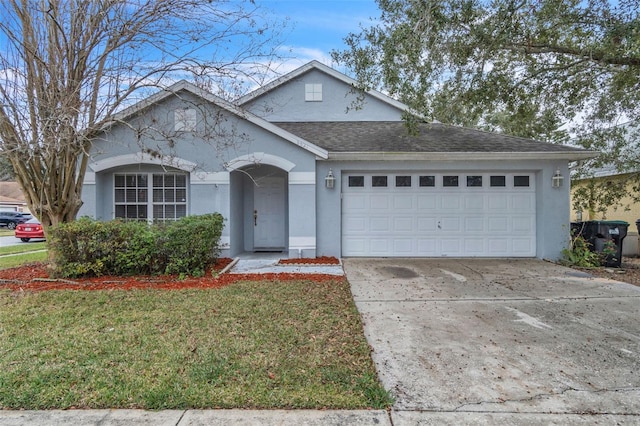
[253,176,286,250]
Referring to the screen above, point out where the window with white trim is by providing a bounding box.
[115,173,187,221]
[305,84,323,101]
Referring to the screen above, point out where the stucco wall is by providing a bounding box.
[82,89,321,257]
[242,68,405,122]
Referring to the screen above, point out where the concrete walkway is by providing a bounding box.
[227,252,344,275]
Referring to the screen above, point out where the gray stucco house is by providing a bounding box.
[80,61,596,260]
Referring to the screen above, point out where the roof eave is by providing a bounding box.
[326,151,600,161]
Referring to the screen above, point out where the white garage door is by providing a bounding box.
[342,172,536,257]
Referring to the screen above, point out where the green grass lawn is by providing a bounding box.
[0,242,48,269]
[0,229,13,237]
[0,278,392,410]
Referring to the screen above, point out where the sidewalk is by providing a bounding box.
[1,408,634,425]
[0,409,390,425]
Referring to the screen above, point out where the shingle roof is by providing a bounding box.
[0,182,26,202]
[273,121,588,154]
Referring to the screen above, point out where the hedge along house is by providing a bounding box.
[80,61,597,260]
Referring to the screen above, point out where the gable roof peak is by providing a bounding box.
[236,60,411,114]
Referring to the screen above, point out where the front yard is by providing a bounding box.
[0,250,392,410]
[0,275,391,410]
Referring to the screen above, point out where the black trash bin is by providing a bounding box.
[636,219,640,235]
[572,220,629,267]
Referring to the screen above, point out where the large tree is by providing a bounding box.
[333,0,640,216]
[0,0,283,230]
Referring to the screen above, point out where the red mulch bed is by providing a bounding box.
[278,256,340,265]
[0,258,342,292]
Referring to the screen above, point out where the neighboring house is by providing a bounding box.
[0,182,28,212]
[79,61,596,260]
[570,166,640,255]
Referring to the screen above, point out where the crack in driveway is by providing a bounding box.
[452,386,640,413]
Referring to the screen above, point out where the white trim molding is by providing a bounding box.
[89,153,198,173]
[328,151,599,162]
[191,172,230,185]
[289,172,316,185]
[288,236,316,249]
[225,153,296,172]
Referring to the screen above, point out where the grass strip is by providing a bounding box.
[0,242,48,270]
[0,242,47,256]
[0,278,393,410]
[0,252,48,270]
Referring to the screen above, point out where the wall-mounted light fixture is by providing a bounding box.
[552,168,564,188]
[325,169,335,189]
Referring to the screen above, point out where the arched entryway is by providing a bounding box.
[229,164,289,255]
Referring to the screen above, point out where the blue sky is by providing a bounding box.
[259,0,380,70]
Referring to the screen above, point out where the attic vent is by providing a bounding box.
[305,84,322,102]
[174,108,196,131]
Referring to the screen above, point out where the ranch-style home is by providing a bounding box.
[79,61,596,260]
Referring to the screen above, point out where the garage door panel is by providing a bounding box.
[344,217,367,232]
[465,195,485,210]
[344,194,367,209]
[441,239,462,255]
[511,194,534,210]
[417,217,437,231]
[488,195,509,210]
[370,195,389,209]
[393,239,414,254]
[487,238,509,255]
[370,217,390,232]
[418,195,437,210]
[465,217,485,232]
[342,172,536,257]
[464,238,485,254]
[394,195,414,209]
[370,239,390,255]
[394,217,414,232]
[441,195,461,210]
[417,239,438,255]
[512,238,535,254]
[488,217,510,232]
[441,217,461,232]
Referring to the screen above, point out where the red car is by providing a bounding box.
[15,218,45,242]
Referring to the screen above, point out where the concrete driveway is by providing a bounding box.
[344,258,640,423]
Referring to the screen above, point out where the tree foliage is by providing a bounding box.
[333,0,640,214]
[0,0,284,230]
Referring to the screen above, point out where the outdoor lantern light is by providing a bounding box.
[325,169,335,189]
[552,168,564,188]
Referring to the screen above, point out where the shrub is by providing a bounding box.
[561,233,601,268]
[48,214,224,278]
[159,214,224,277]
